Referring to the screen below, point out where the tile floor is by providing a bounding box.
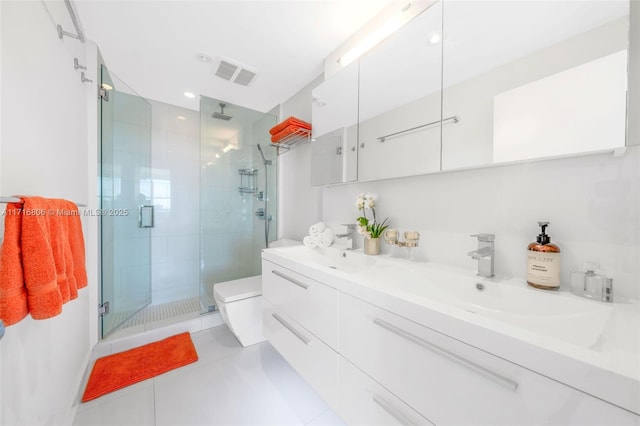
[73,325,345,426]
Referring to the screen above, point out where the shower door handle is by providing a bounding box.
[139,205,154,228]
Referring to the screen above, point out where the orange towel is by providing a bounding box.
[269,116,311,136]
[0,196,87,325]
[271,125,310,143]
[20,197,64,320]
[0,202,29,325]
[66,200,87,291]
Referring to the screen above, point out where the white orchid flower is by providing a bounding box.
[364,193,377,209]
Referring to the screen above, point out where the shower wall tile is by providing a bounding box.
[151,236,169,265]
[152,285,200,306]
[113,237,151,267]
[151,259,200,304]
[168,131,199,161]
[168,234,200,261]
[170,156,200,186]
[148,99,200,306]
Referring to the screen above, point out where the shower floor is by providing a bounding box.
[105,296,216,340]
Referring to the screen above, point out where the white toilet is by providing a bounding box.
[213,240,302,347]
[213,275,265,347]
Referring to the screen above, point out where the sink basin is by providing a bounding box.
[370,264,612,349]
[268,246,377,274]
[265,246,613,349]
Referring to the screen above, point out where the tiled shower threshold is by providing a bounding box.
[104,296,221,341]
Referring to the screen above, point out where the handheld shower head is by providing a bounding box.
[212,103,232,121]
[256,144,272,166]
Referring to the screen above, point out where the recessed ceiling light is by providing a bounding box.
[197,53,212,63]
[429,33,441,45]
[184,92,196,99]
[177,115,186,121]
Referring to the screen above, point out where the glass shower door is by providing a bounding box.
[100,64,152,337]
[199,96,277,312]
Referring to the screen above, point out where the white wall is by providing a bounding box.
[629,0,640,146]
[322,148,639,300]
[277,75,324,240]
[0,1,96,424]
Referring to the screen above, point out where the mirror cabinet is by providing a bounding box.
[311,0,631,186]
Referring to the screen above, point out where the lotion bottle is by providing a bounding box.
[527,222,561,290]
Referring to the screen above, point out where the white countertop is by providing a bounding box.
[262,245,640,415]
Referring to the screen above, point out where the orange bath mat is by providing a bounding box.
[82,332,198,402]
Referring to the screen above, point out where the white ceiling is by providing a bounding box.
[75,0,392,113]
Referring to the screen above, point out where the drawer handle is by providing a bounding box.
[272,270,310,290]
[272,313,310,345]
[372,394,419,426]
[373,318,519,393]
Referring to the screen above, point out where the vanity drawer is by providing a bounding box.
[262,300,338,406]
[337,356,434,426]
[262,260,338,349]
[339,293,638,426]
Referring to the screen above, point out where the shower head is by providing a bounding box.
[257,144,272,166]
[212,103,232,121]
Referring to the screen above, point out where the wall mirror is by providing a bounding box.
[311,64,358,185]
[310,0,631,185]
[441,0,630,170]
[357,1,443,182]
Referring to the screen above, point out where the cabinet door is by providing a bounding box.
[337,356,434,426]
[311,64,359,185]
[357,2,443,182]
[262,300,338,406]
[311,65,358,139]
[339,293,639,426]
[262,260,338,349]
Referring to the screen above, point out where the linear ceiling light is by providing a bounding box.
[338,3,413,67]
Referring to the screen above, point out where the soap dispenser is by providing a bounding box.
[527,221,561,290]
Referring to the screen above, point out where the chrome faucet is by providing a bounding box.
[335,224,358,250]
[468,234,495,278]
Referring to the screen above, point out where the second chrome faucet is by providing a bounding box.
[468,234,495,278]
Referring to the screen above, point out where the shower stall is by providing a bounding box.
[199,95,277,312]
[99,73,277,337]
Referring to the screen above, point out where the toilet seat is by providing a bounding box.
[214,277,261,303]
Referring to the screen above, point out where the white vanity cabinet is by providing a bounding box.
[262,302,338,405]
[260,254,639,426]
[339,293,638,426]
[261,260,339,405]
[261,260,338,349]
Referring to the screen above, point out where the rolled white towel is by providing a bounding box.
[309,222,326,238]
[303,235,318,249]
[316,228,334,248]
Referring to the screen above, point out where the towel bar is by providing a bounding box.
[0,196,87,208]
[377,115,459,142]
[56,0,86,43]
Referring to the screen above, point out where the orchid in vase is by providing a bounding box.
[355,193,389,239]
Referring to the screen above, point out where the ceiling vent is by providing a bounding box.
[215,60,238,81]
[214,57,257,86]
[233,69,257,86]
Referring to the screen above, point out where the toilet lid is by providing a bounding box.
[213,276,262,303]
